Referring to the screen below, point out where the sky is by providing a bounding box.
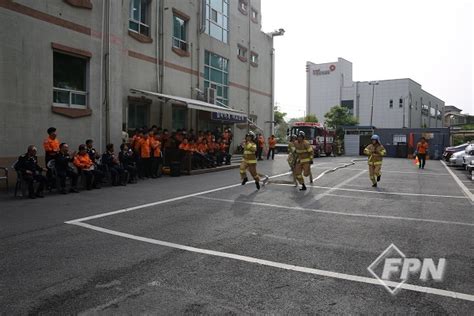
[261,0,473,119]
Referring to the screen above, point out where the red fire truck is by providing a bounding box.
[289,122,336,157]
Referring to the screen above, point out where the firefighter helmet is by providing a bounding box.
[298,131,305,138]
[371,134,380,142]
[246,131,256,139]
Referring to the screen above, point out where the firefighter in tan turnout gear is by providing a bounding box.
[293,131,314,191]
[240,131,262,190]
[363,134,387,187]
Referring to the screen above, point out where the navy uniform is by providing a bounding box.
[55,152,79,193]
[15,153,47,198]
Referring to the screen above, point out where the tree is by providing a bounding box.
[324,106,358,140]
[304,114,318,123]
[273,106,287,126]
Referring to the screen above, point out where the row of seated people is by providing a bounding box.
[15,142,138,198]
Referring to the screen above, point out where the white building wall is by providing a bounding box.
[306,58,445,129]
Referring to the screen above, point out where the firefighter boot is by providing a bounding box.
[241,177,248,185]
[300,183,307,191]
[255,181,260,190]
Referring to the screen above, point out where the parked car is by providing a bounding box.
[448,150,468,167]
[466,159,474,180]
[462,144,474,169]
[443,142,470,161]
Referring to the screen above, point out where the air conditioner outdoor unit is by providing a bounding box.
[206,87,216,104]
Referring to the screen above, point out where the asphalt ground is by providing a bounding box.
[1,156,473,314]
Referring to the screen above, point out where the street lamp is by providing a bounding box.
[267,28,285,135]
[369,81,379,126]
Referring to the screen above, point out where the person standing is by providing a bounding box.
[139,131,152,178]
[267,135,277,160]
[363,135,387,187]
[256,134,265,161]
[416,137,429,169]
[43,127,60,188]
[287,134,298,186]
[240,131,261,190]
[150,133,162,178]
[293,131,314,191]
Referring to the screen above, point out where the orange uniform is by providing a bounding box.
[139,137,151,158]
[258,136,265,147]
[73,153,93,169]
[132,135,142,153]
[417,142,428,154]
[197,143,208,154]
[150,138,161,157]
[43,136,60,155]
[268,137,277,149]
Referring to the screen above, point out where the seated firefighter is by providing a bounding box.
[15,145,47,198]
[119,143,138,183]
[73,144,104,190]
[102,143,128,186]
[55,143,79,194]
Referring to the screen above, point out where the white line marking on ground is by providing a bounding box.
[314,170,366,201]
[196,196,474,227]
[65,170,294,224]
[323,193,465,206]
[271,183,467,200]
[314,167,449,176]
[68,221,474,302]
[441,160,474,204]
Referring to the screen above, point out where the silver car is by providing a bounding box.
[449,150,468,167]
[462,144,474,169]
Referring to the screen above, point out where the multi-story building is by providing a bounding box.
[0,0,275,166]
[306,58,445,128]
[444,105,474,126]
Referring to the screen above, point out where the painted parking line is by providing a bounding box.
[314,170,366,201]
[441,161,474,204]
[323,193,467,206]
[196,196,474,227]
[68,221,474,302]
[315,167,450,176]
[271,183,467,200]
[65,170,296,224]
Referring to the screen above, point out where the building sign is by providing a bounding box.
[211,112,247,123]
[313,64,336,76]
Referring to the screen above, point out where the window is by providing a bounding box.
[393,134,407,144]
[250,51,258,66]
[389,99,393,108]
[173,14,187,51]
[237,45,247,62]
[399,98,403,108]
[238,0,248,14]
[204,51,229,105]
[129,0,150,37]
[251,8,258,22]
[128,103,149,130]
[204,0,229,43]
[53,52,87,108]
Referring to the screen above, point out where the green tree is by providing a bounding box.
[273,106,287,125]
[273,106,288,142]
[324,106,358,140]
[304,114,318,122]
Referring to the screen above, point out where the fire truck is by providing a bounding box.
[289,122,336,157]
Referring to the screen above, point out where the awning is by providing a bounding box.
[130,88,247,120]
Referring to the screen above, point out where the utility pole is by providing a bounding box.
[369,81,379,126]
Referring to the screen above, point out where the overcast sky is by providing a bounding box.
[261,0,473,119]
